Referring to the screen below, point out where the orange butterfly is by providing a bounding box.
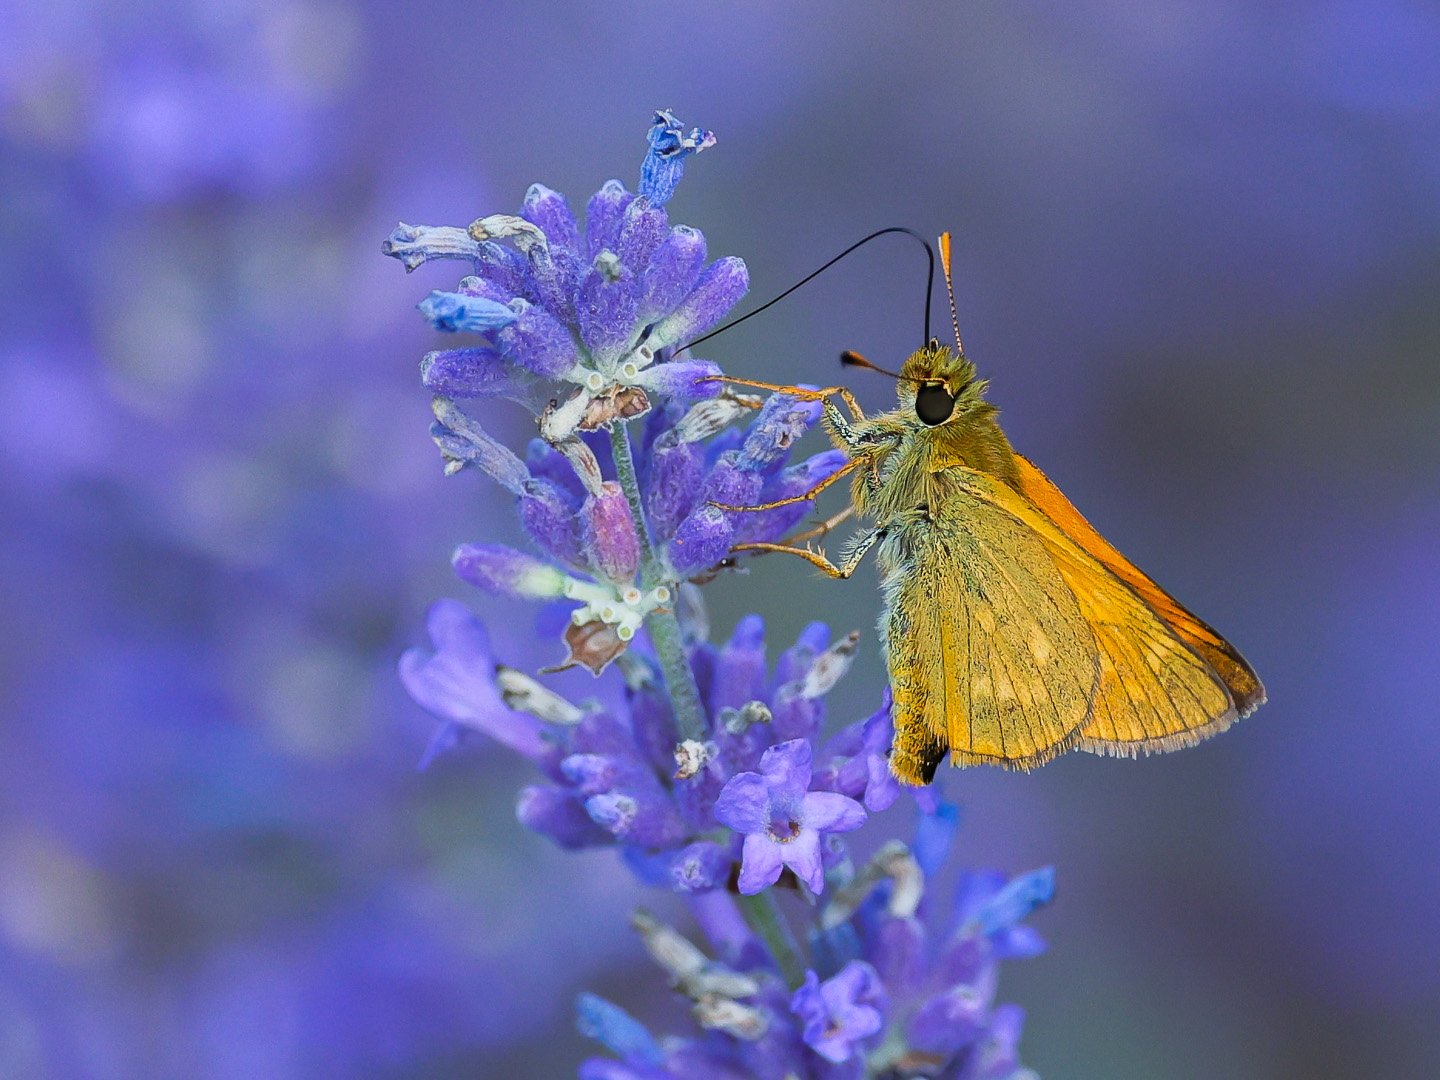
[716,234,1264,783]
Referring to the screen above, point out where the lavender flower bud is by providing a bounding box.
[495,302,582,378]
[456,274,513,304]
[381,222,481,271]
[586,791,688,848]
[665,504,733,577]
[474,241,536,300]
[617,197,668,276]
[711,615,767,712]
[638,225,707,320]
[701,452,764,511]
[644,435,705,542]
[521,182,581,253]
[669,841,733,893]
[576,993,663,1066]
[517,478,584,569]
[770,684,823,745]
[531,243,583,325]
[581,481,640,586]
[773,622,830,687]
[421,347,514,398]
[648,257,749,349]
[584,180,634,259]
[632,359,722,400]
[873,913,928,997]
[577,254,639,359]
[452,543,569,599]
[418,290,518,334]
[626,674,681,776]
[914,799,961,879]
[907,983,989,1058]
[527,438,586,504]
[739,394,823,471]
[517,785,613,849]
[967,867,1056,935]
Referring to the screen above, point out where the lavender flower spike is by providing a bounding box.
[640,109,717,207]
[391,113,1054,1080]
[714,739,866,894]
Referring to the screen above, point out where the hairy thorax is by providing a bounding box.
[841,408,1020,527]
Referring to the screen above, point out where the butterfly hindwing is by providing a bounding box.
[883,488,1099,782]
[886,464,1249,780]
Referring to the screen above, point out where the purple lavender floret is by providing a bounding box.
[791,961,886,1063]
[714,739,867,895]
[391,112,1052,1080]
[397,600,549,766]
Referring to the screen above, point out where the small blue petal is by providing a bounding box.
[418,291,517,333]
[638,109,716,207]
[913,799,961,879]
[809,920,862,981]
[972,866,1056,935]
[575,993,663,1066]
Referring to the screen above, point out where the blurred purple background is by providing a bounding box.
[2,1,1438,1077]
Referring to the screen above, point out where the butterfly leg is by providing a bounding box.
[710,455,864,512]
[731,525,881,579]
[782,504,855,545]
[701,376,866,421]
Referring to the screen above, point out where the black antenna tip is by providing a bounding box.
[840,350,905,380]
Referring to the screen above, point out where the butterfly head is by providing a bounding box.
[899,340,982,427]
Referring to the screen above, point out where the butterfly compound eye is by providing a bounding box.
[915,383,955,425]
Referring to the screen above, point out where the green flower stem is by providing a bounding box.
[609,422,707,743]
[736,891,807,990]
[645,607,708,743]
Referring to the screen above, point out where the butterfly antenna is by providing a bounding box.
[840,350,914,381]
[939,232,964,357]
[680,227,935,352]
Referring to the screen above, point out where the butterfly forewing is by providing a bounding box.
[1012,455,1265,717]
[941,467,1244,761]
